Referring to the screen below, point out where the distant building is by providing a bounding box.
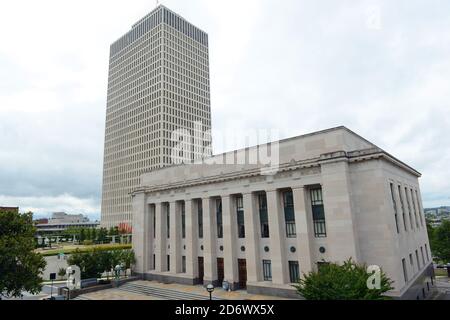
[101,5,212,228]
[33,218,49,225]
[0,206,19,213]
[425,206,450,227]
[35,212,99,234]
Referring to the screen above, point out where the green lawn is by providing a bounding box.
[434,268,449,277]
[36,243,132,256]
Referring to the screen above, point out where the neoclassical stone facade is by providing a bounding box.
[132,127,434,299]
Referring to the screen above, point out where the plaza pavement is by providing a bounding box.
[75,280,291,300]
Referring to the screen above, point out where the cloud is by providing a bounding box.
[0,0,449,220]
[0,194,100,221]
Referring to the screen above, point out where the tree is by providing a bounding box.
[97,228,108,244]
[91,228,97,243]
[67,249,103,279]
[0,210,47,298]
[433,220,450,264]
[58,268,67,280]
[120,250,136,277]
[293,259,394,300]
[109,227,119,236]
[79,228,86,242]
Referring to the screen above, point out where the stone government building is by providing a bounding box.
[132,126,434,299]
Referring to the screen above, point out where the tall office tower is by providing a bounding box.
[101,5,212,228]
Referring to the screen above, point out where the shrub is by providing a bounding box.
[293,258,394,300]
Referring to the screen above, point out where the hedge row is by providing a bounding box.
[38,244,132,257]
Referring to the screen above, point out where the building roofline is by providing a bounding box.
[140,126,374,174]
[132,146,421,196]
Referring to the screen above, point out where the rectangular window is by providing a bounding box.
[181,202,186,239]
[182,256,186,273]
[406,187,414,230]
[153,254,155,270]
[402,258,408,283]
[409,254,414,273]
[153,209,156,239]
[311,188,326,237]
[283,191,296,237]
[259,194,269,238]
[262,260,272,281]
[236,196,245,238]
[167,207,170,239]
[398,186,407,232]
[420,247,425,266]
[289,261,300,283]
[216,198,223,238]
[167,255,170,272]
[390,183,400,233]
[198,200,203,239]
[425,244,430,261]
[411,188,419,228]
[415,190,424,227]
[416,250,421,270]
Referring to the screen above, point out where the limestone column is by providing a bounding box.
[222,195,239,289]
[154,202,167,272]
[202,197,218,285]
[243,192,262,282]
[131,192,149,274]
[266,189,289,284]
[170,201,182,273]
[185,199,198,279]
[320,160,360,262]
[292,186,314,278]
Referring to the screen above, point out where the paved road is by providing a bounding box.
[1,283,67,300]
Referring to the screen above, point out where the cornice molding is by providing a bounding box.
[131,148,420,196]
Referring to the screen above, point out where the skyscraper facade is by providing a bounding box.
[101,5,212,228]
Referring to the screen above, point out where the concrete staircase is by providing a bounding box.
[116,282,224,300]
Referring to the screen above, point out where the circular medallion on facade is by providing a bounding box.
[290,246,296,253]
[264,246,270,252]
[219,245,223,251]
[200,245,204,251]
[241,246,245,252]
[319,246,326,253]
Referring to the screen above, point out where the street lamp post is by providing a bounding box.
[206,284,214,301]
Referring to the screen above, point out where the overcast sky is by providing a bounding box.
[1,0,449,220]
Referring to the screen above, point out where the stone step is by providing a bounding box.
[118,282,223,300]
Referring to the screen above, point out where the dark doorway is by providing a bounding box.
[217,258,224,286]
[198,257,204,284]
[238,259,247,289]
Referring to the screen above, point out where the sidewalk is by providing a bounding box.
[433,276,450,300]
[77,280,292,300]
